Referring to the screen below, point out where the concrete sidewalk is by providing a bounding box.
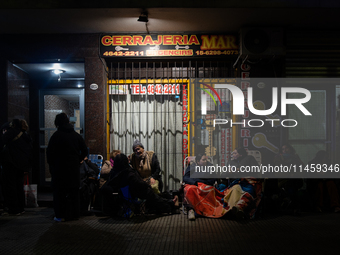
[1,206,340,255]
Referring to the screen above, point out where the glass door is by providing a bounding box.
[39,89,84,185]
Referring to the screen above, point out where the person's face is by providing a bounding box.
[134,146,144,156]
[232,150,241,160]
[113,152,120,158]
[282,145,291,154]
[198,155,207,166]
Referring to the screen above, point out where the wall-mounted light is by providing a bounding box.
[51,69,65,82]
[52,69,65,75]
[137,11,148,23]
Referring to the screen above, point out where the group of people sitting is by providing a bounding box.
[95,144,263,221]
[45,112,263,222]
[83,141,340,221]
[46,112,180,222]
[94,139,179,217]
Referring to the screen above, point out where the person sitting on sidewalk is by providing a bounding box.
[225,148,262,220]
[130,139,163,194]
[108,153,178,215]
[182,154,219,221]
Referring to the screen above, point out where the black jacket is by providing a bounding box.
[47,123,88,188]
[110,166,149,198]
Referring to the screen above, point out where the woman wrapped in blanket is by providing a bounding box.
[183,150,262,220]
[183,154,219,221]
[225,148,262,220]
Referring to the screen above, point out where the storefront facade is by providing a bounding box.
[101,33,239,190]
[1,6,340,188]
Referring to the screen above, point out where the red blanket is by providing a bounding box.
[184,183,227,218]
[184,181,262,219]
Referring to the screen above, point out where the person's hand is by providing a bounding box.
[150,177,156,185]
[80,156,88,164]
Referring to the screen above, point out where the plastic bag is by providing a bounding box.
[24,175,39,208]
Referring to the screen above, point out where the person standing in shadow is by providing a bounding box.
[1,119,33,216]
[47,113,88,222]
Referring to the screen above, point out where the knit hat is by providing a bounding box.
[132,139,144,151]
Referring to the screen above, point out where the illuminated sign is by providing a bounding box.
[100,34,239,58]
[130,84,180,95]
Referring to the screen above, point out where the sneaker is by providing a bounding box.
[188,209,195,221]
[53,217,65,222]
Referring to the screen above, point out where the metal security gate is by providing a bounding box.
[108,60,232,190]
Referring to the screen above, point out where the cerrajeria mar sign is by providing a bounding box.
[100,34,238,58]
